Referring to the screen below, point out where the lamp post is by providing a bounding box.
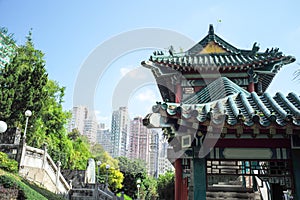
[137,179,141,200]
[0,121,7,133]
[23,110,32,143]
[96,161,101,199]
[105,164,110,190]
[97,161,102,179]
[96,161,102,186]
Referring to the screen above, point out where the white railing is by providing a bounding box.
[19,144,70,194]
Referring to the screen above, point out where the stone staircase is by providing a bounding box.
[207,180,261,200]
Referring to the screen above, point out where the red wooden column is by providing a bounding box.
[175,159,183,200]
[181,177,189,199]
[175,82,182,103]
[248,82,255,92]
[175,79,185,200]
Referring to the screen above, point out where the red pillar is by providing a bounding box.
[175,83,182,103]
[248,82,255,92]
[175,159,183,200]
[181,177,189,200]
[175,81,187,200]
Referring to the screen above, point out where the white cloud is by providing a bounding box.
[120,67,132,77]
[94,110,111,126]
[135,89,156,102]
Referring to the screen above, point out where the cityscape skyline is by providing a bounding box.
[67,104,174,176]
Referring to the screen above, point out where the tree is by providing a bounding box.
[139,176,158,200]
[68,134,92,170]
[117,157,147,198]
[90,143,118,169]
[25,80,73,168]
[0,31,48,128]
[0,30,92,170]
[157,171,174,200]
[89,144,124,192]
[97,163,123,193]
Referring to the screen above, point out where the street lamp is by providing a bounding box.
[23,110,32,142]
[105,164,110,190]
[96,161,101,199]
[97,161,102,177]
[0,121,7,133]
[137,179,141,200]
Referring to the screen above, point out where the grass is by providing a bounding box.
[117,192,132,200]
[0,168,66,200]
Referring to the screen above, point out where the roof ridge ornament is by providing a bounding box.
[208,24,215,41]
[208,24,214,35]
[251,42,260,55]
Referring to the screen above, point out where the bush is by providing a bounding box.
[0,175,17,188]
[0,152,18,173]
[0,175,26,199]
[22,179,66,200]
[0,173,47,200]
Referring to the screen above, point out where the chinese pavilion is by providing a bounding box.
[142,25,300,200]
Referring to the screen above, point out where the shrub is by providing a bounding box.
[0,175,17,188]
[0,173,47,200]
[0,152,18,173]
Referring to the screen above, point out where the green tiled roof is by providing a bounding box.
[147,25,295,71]
[149,52,295,72]
[153,91,300,127]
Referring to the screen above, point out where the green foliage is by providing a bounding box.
[96,163,124,192]
[0,169,65,199]
[91,143,118,169]
[0,30,94,171]
[117,156,147,198]
[0,175,17,188]
[117,192,132,200]
[0,27,16,61]
[100,164,124,192]
[68,135,92,170]
[0,32,48,128]
[90,144,123,192]
[22,179,66,200]
[0,152,18,173]
[0,173,47,200]
[157,171,175,200]
[139,176,158,200]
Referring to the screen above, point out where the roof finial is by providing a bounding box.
[209,24,214,35]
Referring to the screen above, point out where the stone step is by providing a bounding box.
[208,186,253,192]
[214,181,242,186]
[206,191,261,200]
[212,184,243,187]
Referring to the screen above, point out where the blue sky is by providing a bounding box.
[1,1,300,128]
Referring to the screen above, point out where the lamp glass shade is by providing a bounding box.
[25,110,32,117]
[0,121,7,133]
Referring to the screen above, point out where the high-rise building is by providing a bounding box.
[129,117,151,163]
[98,123,105,130]
[68,106,88,134]
[128,117,153,174]
[110,107,129,158]
[158,138,174,175]
[96,124,111,153]
[149,130,159,178]
[83,113,98,143]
